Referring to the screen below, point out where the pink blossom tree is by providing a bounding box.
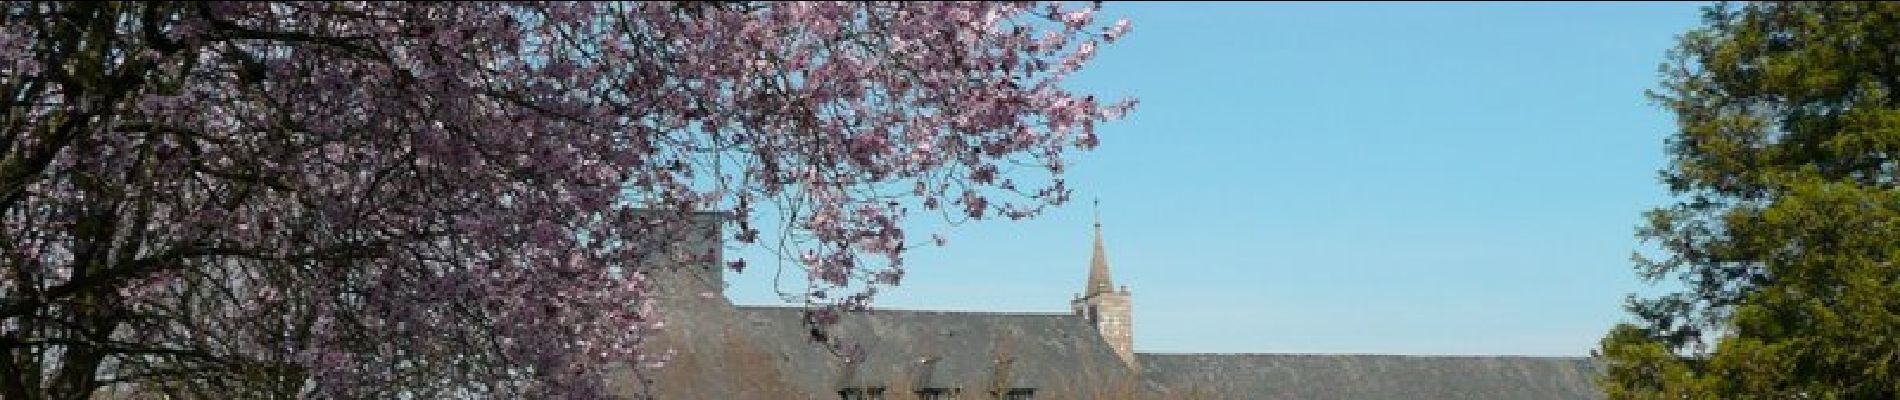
[0,1,1131,398]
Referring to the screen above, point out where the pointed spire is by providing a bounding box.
[1086,199,1115,296]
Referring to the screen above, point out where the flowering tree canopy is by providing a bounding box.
[0,2,1131,398]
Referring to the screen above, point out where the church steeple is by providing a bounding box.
[1086,199,1115,297]
[1073,198,1135,367]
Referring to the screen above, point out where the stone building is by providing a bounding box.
[628,215,1602,399]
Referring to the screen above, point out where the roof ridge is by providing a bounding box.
[731,304,1078,317]
[1136,352,1593,359]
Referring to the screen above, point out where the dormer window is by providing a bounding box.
[997,388,1036,400]
[837,387,885,400]
[914,387,960,400]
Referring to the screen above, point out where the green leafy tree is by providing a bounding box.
[1602,2,1900,398]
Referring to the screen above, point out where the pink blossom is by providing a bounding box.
[0,2,1133,398]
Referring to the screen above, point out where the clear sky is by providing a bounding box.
[727,1,1709,357]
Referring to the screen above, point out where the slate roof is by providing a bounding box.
[727,306,1139,396]
[628,279,1143,400]
[1136,353,1602,400]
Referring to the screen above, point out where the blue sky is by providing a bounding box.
[727,1,1708,357]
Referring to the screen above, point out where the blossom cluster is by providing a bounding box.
[0,2,1129,397]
